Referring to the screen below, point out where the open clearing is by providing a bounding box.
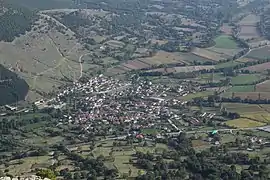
[215,61,242,69]
[226,118,266,128]
[227,85,255,92]
[213,35,239,49]
[225,92,270,100]
[243,62,270,72]
[139,51,185,65]
[245,46,270,60]
[191,47,226,61]
[256,80,270,92]
[230,74,261,85]
[220,24,233,35]
[180,91,213,100]
[222,103,263,113]
[237,14,260,40]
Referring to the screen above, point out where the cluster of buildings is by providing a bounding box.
[47,76,202,135]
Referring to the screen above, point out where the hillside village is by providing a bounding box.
[1,0,270,179]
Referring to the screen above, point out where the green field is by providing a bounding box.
[214,35,238,49]
[230,74,261,85]
[246,47,270,60]
[227,85,255,92]
[181,91,213,100]
[215,61,242,69]
[199,73,225,82]
[226,118,266,128]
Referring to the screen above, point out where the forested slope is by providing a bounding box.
[0,0,37,42]
[0,65,29,105]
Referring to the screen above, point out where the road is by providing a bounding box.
[104,126,262,141]
[78,53,93,80]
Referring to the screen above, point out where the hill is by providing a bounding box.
[7,0,74,10]
[0,0,37,42]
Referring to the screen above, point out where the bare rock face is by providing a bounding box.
[0,176,50,180]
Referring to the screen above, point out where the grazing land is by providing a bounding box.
[227,85,255,92]
[256,80,270,92]
[243,62,270,72]
[230,74,261,85]
[226,118,266,128]
[245,46,270,60]
[213,35,239,49]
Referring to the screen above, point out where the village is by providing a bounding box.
[31,75,219,138]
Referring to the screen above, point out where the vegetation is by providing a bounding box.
[0,1,37,42]
[214,35,239,49]
[0,65,29,105]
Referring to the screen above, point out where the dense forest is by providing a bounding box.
[7,0,74,10]
[0,0,37,42]
[0,65,29,105]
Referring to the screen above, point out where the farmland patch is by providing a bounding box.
[213,35,239,49]
[256,80,270,92]
[191,47,226,61]
[226,118,266,128]
[227,85,255,92]
[245,46,270,60]
[230,74,261,85]
[242,62,270,72]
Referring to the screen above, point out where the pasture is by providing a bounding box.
[180,91,213,100]
[213,35,239,49]
[256,80,270,92]
[222,103,264,114]
[226,118,266,128]
[245,46,270,60]
[177,52,214,63]
[230,74,261,85]
[225,92,270,100]
[139,51,185,65]
[215,61,242,69]
[227,85,255,92]
[243,62,270,72]
[191,47,225,61]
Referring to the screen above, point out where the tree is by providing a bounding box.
[36,169,57,180]
[74,172,81,180]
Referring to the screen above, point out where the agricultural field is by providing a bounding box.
[208,47,242,57]
[226,118,266,128]
[215,60,242,69]
[122,60,150,70]
[220,24,233,35]
[191,47,227,61]
[105,40,125,49]
[139,51,185,66]
[222,103,263,113]
[222,91,270,100]
[237,14,260,40]
[177,52,214,63]
[237,14,260,26]
[236,57,258,63]
[230,74,261,85]
[245,46,270,60]
[213,35,239,49]
[180,91,213,100]
[227,85,255,92]
[198,73,225,83]
[243,62,270,72]
[148,65,215,74]
[256,80,270,92]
